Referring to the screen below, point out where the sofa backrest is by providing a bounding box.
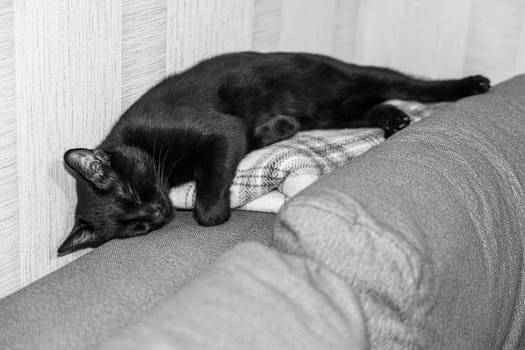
[273,75,525,349]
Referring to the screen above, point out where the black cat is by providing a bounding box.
[59,51,490,255]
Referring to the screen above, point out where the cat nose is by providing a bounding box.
[150,204,168,222]
[152,206,163,218]
[150,201,174,225]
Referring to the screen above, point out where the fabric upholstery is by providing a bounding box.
[0,210,274,350]
[273,75,525,349]
[97,242,368,350]
[2,76,525,350]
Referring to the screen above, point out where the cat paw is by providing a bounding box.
[254,115,300,148]
[460,75,491,95]
[384,112,411,138]
[194,199,231,227]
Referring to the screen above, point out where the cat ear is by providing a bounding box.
[64,148,117,190]
[57,222,100,255]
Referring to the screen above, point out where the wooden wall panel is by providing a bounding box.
[332,0,359,61]
[279,0,338,55]
[518,14,525,74]
[354,0,472,79]
[15,0,122,285]
[122,0,167,111]
[166,0,255,73]
[252,0,282,51]
[0,0,19,297]
[464,0,525,83]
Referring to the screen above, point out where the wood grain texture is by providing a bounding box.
[332,0,359,61]
[354,0,472,79]
[464,0,525,83]
[122,0,167,111]
[0,0,19,298]
[15,0,122,285]
[514,3,525,75]
[166,0,255,73]
[279,0,338,55]
[252,0,282,51]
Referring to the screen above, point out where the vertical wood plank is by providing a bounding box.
[464,0,525,83]
[15,0,122,285]
[166,0,255,73]
[354,0,472,78]
[279,0,338,55]
[122,0,167,111]
[515,8,525,75]
[0,0,19,298]
[252,0,282,52]
[332,0,360,61]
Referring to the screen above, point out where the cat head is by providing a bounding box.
[58,146,174,255]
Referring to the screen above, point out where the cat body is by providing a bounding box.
[60,51,490,254]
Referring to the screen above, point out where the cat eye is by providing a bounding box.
[77,217,90,225]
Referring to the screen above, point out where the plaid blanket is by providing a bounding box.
[169,100,441,213]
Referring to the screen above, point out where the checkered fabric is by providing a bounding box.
[169,100,440,213]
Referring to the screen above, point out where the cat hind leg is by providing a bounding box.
[350,66,491,102]
[364,104,411,138]
[382,74,491,102]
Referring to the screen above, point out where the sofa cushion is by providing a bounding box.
[96,242,368,350]
[0,210,274,350]
[273,75,525,349]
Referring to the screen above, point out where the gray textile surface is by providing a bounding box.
[273,75,525,349]
[0,210,274,350]
[96,242,369,350]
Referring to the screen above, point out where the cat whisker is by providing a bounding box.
[158,135,176,191]
[152,134,159,180]
[156,136,168,190]
[152,134,163,186]
[162,152,187,192]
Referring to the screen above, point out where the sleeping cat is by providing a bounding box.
[59,51,490,255]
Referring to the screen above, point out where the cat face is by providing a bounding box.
[58,146,174,255]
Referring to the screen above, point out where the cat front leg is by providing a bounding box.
[193,126,248,226]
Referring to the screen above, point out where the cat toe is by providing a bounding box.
[461,75,491,95]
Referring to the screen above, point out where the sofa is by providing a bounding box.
[1,75,525,349]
